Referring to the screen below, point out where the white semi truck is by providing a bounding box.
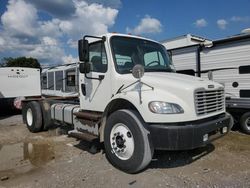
[22,33,233,173]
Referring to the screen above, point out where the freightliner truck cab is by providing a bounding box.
[22,33,233,173]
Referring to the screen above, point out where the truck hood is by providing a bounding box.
[116,72,223,94]
[140,72,222,91]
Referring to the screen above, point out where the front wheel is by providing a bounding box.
[22,101,43,133]
[104,109,153,173]
[239,112,250,134]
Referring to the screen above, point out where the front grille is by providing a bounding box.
[195,89,225,115]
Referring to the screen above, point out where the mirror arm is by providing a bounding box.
[117,80,140,93]
[84,72,104,81]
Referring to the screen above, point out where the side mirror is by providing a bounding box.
[78,39,89,62]
[79,62,91,74]
[132,64,145,79]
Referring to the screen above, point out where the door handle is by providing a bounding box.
[81,84,86,96]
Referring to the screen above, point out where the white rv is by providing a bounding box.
[162,33,250,134]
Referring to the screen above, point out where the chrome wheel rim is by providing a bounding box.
[245,117,250,130]
[110,123,134,160]
[26,108,33,126]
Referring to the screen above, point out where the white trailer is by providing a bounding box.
[41,63,79,97]
[163,33,250,134]
[0,67,41,98]
[0,67,41,110]
[21,33,233,173]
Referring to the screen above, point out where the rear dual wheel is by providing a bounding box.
[104,109,153,173]
[22,101,43,133]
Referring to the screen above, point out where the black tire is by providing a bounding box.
[22,101,43,133]
[104,109,153,173]
[42,108,52,131]
[40,101,54,131]
[239,112,250,134]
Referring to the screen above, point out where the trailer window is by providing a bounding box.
[41,73,47,89]
[48,72,54,90]
[76,67,79,88]
[55,71,63,91]
[66,70,76,86]
[239,65,250,74]
[240,90,250,98]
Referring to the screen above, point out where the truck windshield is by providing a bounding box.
[111,36,174,74]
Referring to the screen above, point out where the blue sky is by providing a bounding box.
[0,0,250,65]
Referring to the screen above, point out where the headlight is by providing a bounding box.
[148,101,184,114]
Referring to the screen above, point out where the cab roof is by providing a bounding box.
[86,33,159,44]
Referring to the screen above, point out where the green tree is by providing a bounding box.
[1,57,41,69]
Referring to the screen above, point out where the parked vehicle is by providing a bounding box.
[163,33,250,134]
[22,33,233,173]
[0,67,41,110]
[41,63,79,97]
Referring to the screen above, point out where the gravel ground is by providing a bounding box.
[0,114,249,188]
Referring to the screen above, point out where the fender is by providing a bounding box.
[99,95,141,142]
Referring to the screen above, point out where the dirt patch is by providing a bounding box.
[0,114,250,188]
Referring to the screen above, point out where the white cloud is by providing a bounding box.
[0,36,5,47]
[0,0,119,65]
[62,55,78,64]
[217,19,228,30]
[39,19,62,38]
[62,1,118,38]
[1,0,38,37]
[0,36,7,52]
[38,1,118,39]
[126,15,162,35]
[25,0,75,18]
[26,38,65,64]
[42,37,58,46]
[67,39,78,49]
[241,28,250,34]
[231,16,250,22]
[194,18,207,28]
[85,0,122,9]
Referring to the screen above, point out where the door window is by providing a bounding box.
[89,42,107,73]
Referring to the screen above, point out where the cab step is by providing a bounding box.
[74,111,102,121]
[68,130,98,142]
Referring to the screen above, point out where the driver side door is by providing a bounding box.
[79,41,111,112]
